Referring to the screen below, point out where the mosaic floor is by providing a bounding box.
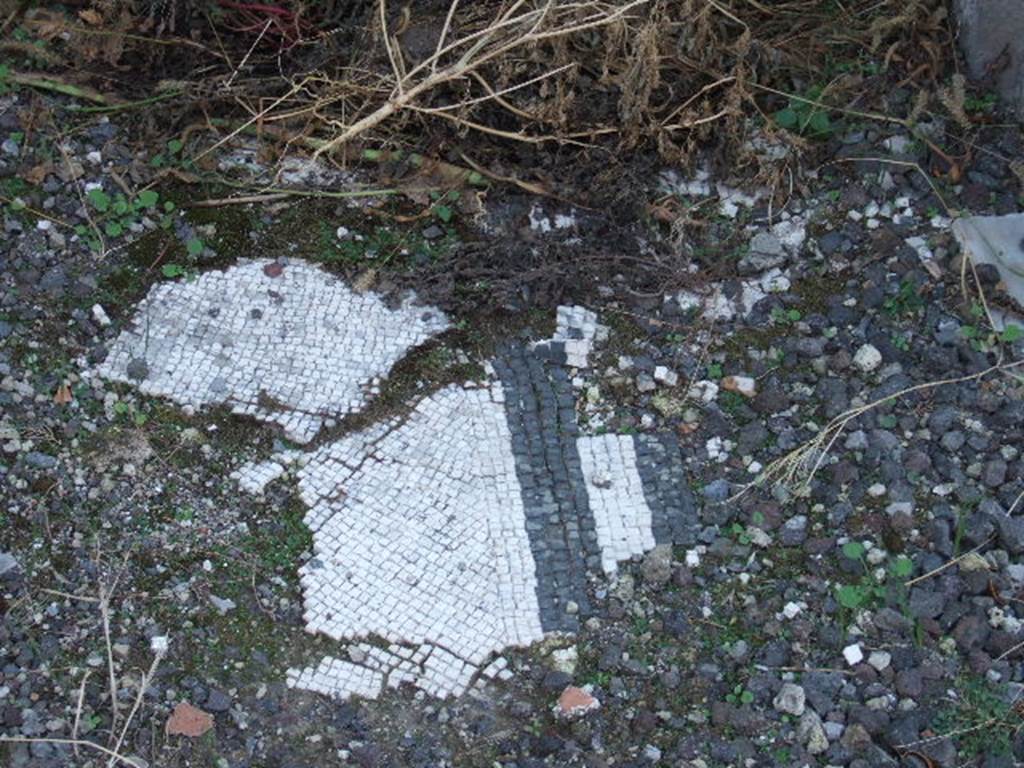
[93,259,697,701]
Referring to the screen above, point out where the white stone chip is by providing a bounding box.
[92,304,112,327]
[653,366,679,387]
[868,650,892,671]
[853,344,883,373]
[843,643,864,666]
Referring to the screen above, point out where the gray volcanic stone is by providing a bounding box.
[773,683,806,716]
[955,2,1024,119]
[997,516,1024,554]
[779,515,808,546]
[895,668,923,699]
[953,614,990,651]
[802,671,843,714]
[0,552,19,576]
[205,688,232,712]
[940,431,966,451]
[739,233,786,275]
[818,231,846,255]
[22,452,57,470]
[984,459,1008,488]
[641,544,673,586]
[927,406,958,434]
[702,478,730,502]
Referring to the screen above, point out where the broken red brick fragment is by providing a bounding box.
[166,701,214,738]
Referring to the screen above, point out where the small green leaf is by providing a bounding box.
[774,108,798,129]
[104,221,123,237]
[806,110,831,136]
[9,198,25,211]
[434,204,453,223]
[740,690,754,705]
[1001,324,1023,343]
[891,555,913,578]
[150,154,165,168]
[137,189,159,208]
[167,139,184,154]
[162,263,185,278]
[86,188,110,212]
[836,585,866,610]
[186,238,204,257]
[74,224,87,236]
[787,309,802,322]
[163,200,176,212]
[841,541,865,560]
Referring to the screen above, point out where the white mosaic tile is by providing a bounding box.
[93,259,449,443]
[286,655,385,700]
[577,434,656,574]
[231,458,286,495]
[231,449,304,495]
[534,305,608,369]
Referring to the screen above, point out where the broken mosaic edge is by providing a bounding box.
[88,258,450,444]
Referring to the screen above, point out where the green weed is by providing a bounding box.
[725,682,755,706]
[934,676,1021,759]
[149,138,190,170]
[834,540,912,613]
[883,280,925,317]
[773,86,834,139]
[318,222,454,267]
[961,303,1023,351]
[770,307,802,325]
[963,91,998,115]
[727,521,753,546]
[77,187,175,250]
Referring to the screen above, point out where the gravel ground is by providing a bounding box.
[3,86,1024,768]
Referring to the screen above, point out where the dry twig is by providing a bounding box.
[903,537,993,588]
[0,737,137,766]
[312,0,649,157]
